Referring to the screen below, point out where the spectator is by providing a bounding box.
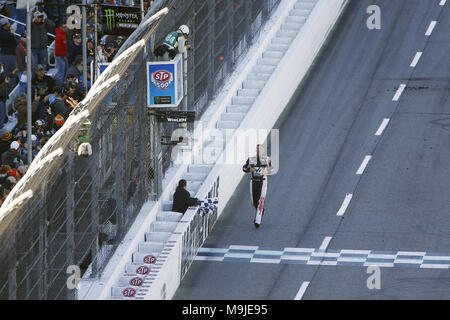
[68,33,82,66]
[63,84,79,108]
[5,175,16,190]
[16,32,33,93]
[49,87,71,120]
[1,140,27,168]
[31,11,55,70]
[0,18,18,75]
[0,131,12,155]
[96,43,107,64]
[0,67,18,128]
[54,114,65,130]
[0,184,6,206]
[15,93,38,128]
[172,179,199,214]
[54,21,69,86]
[0,69,10,128]
[87,39,95,65]
[67,58,83,82]
[32,64,55,100]
[16,32,29,73]
[86,22,95,41]
[17,165,27,177]
[114,36,124,48]
[0,165,12,183]
[104,44,114,63]
[64,75,83,101]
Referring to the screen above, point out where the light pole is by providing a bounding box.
[82,0,87,91]
[26,0,35,166]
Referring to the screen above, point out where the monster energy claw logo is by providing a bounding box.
[104,9,115,30]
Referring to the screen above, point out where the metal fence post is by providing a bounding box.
[115,108,126,236]
[207,0,215,101]
[226,1,234,72]
[244,0,252,45]
[90,148,100,278]
[263,0,270,21]
[156,120,163,199]
[7,235,16,300]
[39,194,48,300]
[65,153,75,298]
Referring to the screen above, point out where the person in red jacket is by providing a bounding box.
[54,21,68,87]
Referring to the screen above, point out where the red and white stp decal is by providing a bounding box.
[129,277,143,287]
[151,70,173,89]
[122,287,136,297]
[143,255,157,264]
[136,265,150,275]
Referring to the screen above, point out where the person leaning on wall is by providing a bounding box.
[172,179,199,214]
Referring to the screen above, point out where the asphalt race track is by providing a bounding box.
[174,0,450,300]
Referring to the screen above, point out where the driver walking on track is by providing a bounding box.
[243,144,275,228]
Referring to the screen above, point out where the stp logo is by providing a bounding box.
[143,255,157,264]
[136,265,149,275]
[151,70,173,89]
[122,287,136,297]
[129,277,143,287]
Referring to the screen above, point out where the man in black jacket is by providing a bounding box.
[172,179,199,214]
[0,18,18,75]
[31,11,55,70]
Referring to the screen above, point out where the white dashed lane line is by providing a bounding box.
[294,281,310,300]
[336,194,352,217]
[356,156,372,175]
[425,21,437,36]
[439,0,446,6]
[319,237,332,251]
[410,52,422,67]
[392,84,406,101]
[375,118,390,136]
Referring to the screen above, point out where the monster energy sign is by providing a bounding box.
[102,5,141,36]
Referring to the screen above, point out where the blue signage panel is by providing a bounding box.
[147,54,183,108]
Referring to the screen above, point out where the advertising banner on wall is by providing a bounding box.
[147,54,184,108]
[102,5,141,36]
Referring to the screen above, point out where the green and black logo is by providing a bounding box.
[104,9,115,30]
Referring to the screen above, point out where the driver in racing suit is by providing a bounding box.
[242,144,275,227]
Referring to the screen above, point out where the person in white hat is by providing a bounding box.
[1,140,26,168]
[153,25,191,61]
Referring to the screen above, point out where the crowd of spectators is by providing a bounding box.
[0,0,152,203]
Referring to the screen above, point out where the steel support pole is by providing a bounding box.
[94,1,98,83]
[65,153,75,298]
[82,0,88,90]
[26,1,32,165]
[207,1,215,101]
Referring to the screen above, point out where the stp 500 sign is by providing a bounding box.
[151,70,173,89]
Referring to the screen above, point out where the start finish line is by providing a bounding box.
[195,245,450,270]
